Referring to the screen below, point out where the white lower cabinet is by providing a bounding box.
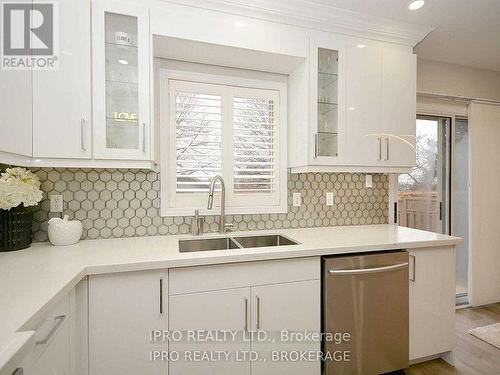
[88,270,168,375]
[409,246,456,361]
[24,321,71,375]
[168,258,320,375]
[250,280,320,375]
[19,292,73,375]
[169,288,251,375]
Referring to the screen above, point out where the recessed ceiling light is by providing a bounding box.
[118,59,129,65]
[356,44,366,49]
[409,0,425,10]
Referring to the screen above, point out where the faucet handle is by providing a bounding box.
[191,210,204,236]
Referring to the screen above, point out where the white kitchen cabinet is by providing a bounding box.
[344,44,381,166]
[89,270,167,375]
[23,318,71,375]
[92,0,151,160]
[32,0,92,159]
[169,288,251,375]
[168,258,320,375]
[0,69,32,158]
[409,246,455,362]
[250,280,320,375]
[289,37,416,173]
[19,294,72,375]
[380,48,416,168]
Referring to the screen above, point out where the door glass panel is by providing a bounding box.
[105,13,139,150]
[317,48,338,157]
[398,116,449,234]
[454,117,469,301]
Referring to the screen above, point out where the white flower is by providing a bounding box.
[0,168,43,210]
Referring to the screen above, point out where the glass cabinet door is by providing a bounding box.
[93,0,150,160]
[105,13,140,150]
[316,48,339,157]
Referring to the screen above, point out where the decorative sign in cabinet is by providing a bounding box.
[92,0,151,160]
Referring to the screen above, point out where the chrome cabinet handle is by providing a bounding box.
[385,137,389,161]
[80,118,86,152]
[142,123,146,153]
[243,297,248,332]
[329,262,408,276]
[256,296,260,330]
[377,137,382,161]
[314,133,319,158]
[36,315,66,345]
[410,255,416,282]
[159,278,163,314]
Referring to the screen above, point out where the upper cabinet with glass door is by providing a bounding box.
[309,37,346,165]
[92,0,151,160]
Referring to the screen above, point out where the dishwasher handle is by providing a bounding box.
[328,262,408,276]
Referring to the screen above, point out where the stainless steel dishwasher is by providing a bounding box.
[322,251,409,375]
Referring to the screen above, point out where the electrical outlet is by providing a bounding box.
[365,174,373,188]
[50,195,63,213]
[292,192,301,207]
[326,192,334,206]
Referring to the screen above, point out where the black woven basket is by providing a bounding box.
[0,207,33,251]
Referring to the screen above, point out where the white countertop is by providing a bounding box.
[0,224,460,370]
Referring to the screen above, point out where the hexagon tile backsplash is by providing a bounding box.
[30,169,389,242]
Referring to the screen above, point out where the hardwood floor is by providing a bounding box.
[406,303,500,374]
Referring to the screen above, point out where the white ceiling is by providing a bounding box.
[309,0,500,72]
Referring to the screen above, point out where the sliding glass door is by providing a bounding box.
[453,117,469,303]
[397,114,469,304]
[398,115,449,235]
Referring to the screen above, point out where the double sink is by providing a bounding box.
[179,234,299,252]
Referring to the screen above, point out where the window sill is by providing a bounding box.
[160,205,288,217]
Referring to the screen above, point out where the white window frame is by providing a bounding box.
[159,69,288,217]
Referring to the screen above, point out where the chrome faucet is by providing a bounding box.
[207,175,232,234]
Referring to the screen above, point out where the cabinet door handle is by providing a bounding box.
[377,137,382,161]
[36,315,66,345]
[385,137,389,161]
[80,118,86,152]
[159,278,163,314]
[314,133,319,158]
[256,296,260,330]
[410,255,416,282]
[243,297,248,332]
[142,123,146,153]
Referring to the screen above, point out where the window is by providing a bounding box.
[160,71,287,216]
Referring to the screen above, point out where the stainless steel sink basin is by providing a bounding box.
[232,235,298,248]
[178,237,241,252]
[178,234,299,252]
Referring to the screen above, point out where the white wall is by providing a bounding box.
[469,102,500,306]
[417,58,500,102]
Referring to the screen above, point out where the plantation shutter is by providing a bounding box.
[167,78,283,214]
[175,90,222,193]
[233,96,277,193]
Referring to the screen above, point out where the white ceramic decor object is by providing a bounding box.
[48,215,83,246]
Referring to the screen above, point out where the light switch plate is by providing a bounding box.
[292,192,301,207]
[326,192,334,206]
[50,194,63,213]
[365,174,373,188]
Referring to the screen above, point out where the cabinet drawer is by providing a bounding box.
[169,257,320,295]
[20,295,71,370]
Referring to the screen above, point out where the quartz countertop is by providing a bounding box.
[0,224,461,372]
